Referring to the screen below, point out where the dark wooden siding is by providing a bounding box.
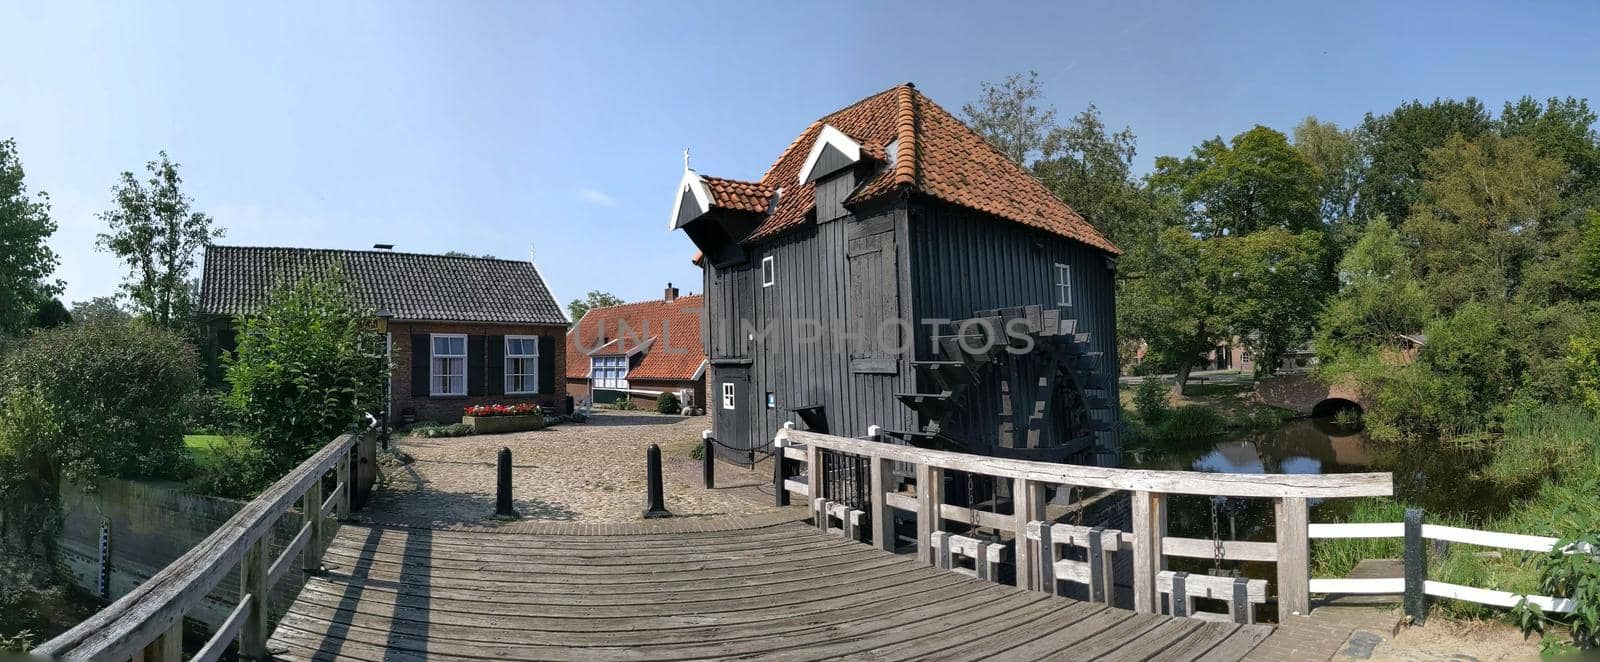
[906,198,1122,465]
[704,201,917,459]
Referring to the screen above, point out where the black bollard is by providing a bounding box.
[495,447,518,518]
[701,431,716,489]
[643,444,672,518]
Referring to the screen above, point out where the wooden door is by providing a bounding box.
[845,232,899,372]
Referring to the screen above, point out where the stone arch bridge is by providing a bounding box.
[1256,373,1370,417]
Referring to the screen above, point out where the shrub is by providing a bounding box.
[188,436,275,499]
[1132,379,1169,423]
[0,389,67,555]
[182,389,239,435]
[414,423,473,438]
[613,395,635,411]
[226,269,386,472]
[656,392,682,415]
[1150,405,1226,442]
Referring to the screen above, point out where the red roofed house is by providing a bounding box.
[566,283,708,411]
[670,83,1122,467]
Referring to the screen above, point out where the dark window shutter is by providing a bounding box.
[487,335,505,396]
[410,334,428,396]
[538,335,556,394]
[467,335,486,396]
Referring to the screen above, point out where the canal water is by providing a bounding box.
[1121,415,1505,573]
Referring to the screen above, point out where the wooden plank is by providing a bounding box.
[926,601,1105,660]
[1424,580,1576,613]
[239,538,269,658]
[1309,522,1404,539]
[937,503,1015,532]
[805,443,823,524]
[1131,490,1165,613]
[1275,496,1310,617]
[779,428,1394,498]
[1014,478,1043,590]
[1422,524,1559,552]
[1309,577,1405,594]
[268,522,313,589]
[1119,620,1241,662]
[915,463,943,565]
[784,478,808,497]
[1163,536,1279,562]
[193,597,251,662]
[303,478,324,572]
[869,455,895,551]
[995,608,1142,658]
[141,621,182,662]
[1158,571,1268,603]
[884,491,916,512]
[1194,625,1275,662]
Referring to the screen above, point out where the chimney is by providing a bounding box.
[373,243,394,251]
[664,282,679,302]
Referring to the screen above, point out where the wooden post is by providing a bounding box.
[336,448,351,521]
[1131,490,1166,613]
[701,430,716,489]
[869,455,895,552]
[772,436,789,507]
[805,442,824,525]
[239,538,269,660]
[141,620,183,662]
[915,463,943,565]
[303,477,324,573]
[1013,478,1044,591]
[1404,507,1427,624]
[1275,496,1311,617]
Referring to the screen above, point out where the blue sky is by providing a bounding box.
[4,1,1598,308]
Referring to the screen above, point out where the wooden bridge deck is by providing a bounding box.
[268,521,1273,661]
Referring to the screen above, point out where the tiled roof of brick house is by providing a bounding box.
[200,245,567,325]
[566,294,705,381]
[701,84,1117,254]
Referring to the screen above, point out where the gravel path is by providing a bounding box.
[363,411,793,527]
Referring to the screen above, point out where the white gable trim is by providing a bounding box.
[797,124,862,184]
[668,168,715,230]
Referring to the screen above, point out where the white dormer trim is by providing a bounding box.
[668,168,715,230]
[797,124,862,184]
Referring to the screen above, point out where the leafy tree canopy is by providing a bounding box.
[96,151,224,332]
[1149,125,1321,238]
[1355,97,1495,224]
[0,138,61,337]
[568,290,624,322]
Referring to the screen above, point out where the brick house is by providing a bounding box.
[199,245,570,424]
[566,283,708,411]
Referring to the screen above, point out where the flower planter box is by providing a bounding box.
[463,413,544,434]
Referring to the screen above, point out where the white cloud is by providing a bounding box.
[577,188,616,207]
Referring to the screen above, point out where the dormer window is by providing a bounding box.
[797,124,863,184]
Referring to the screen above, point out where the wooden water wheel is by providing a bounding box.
[885,305,1114,463]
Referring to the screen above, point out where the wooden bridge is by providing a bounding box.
[34,423,1580,660]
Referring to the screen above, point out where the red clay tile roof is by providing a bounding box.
[566,294,706,382]
[725,84,1118,254]
[701,175,775,214]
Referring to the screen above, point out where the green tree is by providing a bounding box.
[0,139,61,337]
[68,296,131,325]
[1293,117,1364,243]
[1498,96,1600,193]
[961,71,1056,166]
[28,298,70,329]
[226,269,386,471]
[1214,228,1328,374]
[1149,126,1322,238]
[1119,228,1228,393]
[1403,135,1568,311]
[1315,217,1435,358]
[1356,98,1495,225]
[1034,105,1168,246]
[568,290,624,322]
[96,151,224,331]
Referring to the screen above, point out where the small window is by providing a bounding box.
[430,334,467,396]
[722,383,736,410]
[765,392,775,409]
[591,355,628,389]
[761,256,775,287]
[1054,263,1072,307]
[505,335,540,394]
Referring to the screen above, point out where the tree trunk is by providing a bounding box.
[1174,360,1194,398]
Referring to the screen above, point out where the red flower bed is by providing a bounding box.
[463,403,541,417]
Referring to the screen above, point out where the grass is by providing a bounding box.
[1118,377,1295,433]
[183,434,229,468]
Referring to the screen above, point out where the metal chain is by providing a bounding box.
[965,471,979,535]
[1210,496,1226,573]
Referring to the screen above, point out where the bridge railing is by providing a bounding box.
[34,424,379,661]
[773,424,1393,620]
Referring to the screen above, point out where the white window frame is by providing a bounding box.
[590,355,628,389]
[429,333,467,397]
[722,382,736,410]
[761,255,775,287]
[1054,262,1072,307]
[504,335,540,394]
